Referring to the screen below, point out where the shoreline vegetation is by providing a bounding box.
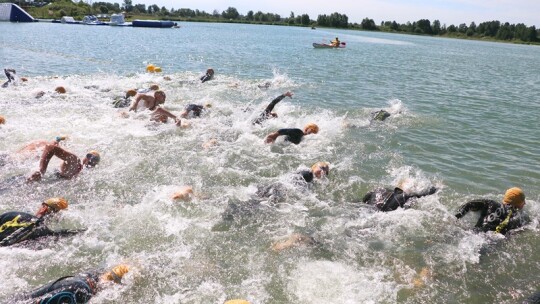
[12,0,540,45]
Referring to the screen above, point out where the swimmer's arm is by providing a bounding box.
[455,199,491,219]
[263,92,292,114]
[265,131,280,144]
[129,94,145,112]
[159,108,182,126]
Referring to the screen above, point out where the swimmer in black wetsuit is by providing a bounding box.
[200,68,214,83]
[180,103,212,118]
[455,187,528,235]
[8,265,129,304]
[0,198,81,247]
[215,162,330,231]
[524,291,540,304]
[265,123,319,144]
[2,68,16,88]
[252,91,293,125]
[362,185,438,212]
[371,109,391,122]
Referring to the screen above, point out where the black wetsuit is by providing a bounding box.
[0,212,80,246]
[277,128,304,144]
[372,110,391,121]
[455,199,528,234]
[524,291,540,304]
[112,96,131,108]
[200,72,213,83]
[2,68,16,88]
[252,94,288,125]
[297,170,314,183]
[184,104,205,117]
[10,270,100,304]
[362,186,437,212]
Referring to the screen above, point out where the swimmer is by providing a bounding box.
[0,115,5,125]
[180,103,212,118]
[371,109,391,122]
[150,107,182,126]
[113,85,160,108]
[257,81,271,89]
[295,161,330,183]
[171,186,194,201]
[26,142,100,182]
[0,198,81,247]
[200,68,214,83]
[2,68,16,88]
[271,233,317,252]
[252,91,293,125]
[8,264,129,303]
[129,90,166,112]
[264,123,319,144]
[455,187,528,235]
[362,185,437,212]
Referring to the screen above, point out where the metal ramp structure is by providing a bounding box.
[0,3,35,22]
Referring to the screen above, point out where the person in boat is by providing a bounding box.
[0,197,79,247]
[252,91,293,125]
[362,184,438,212]
[330,37,340,47]
[200,68,214,83]
[264,123,319,144]
[455,187,528,235]
[26,140,100,182]
[180,103,212,119]
[8,264,129,303]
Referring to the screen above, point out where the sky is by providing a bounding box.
[121,0,540,27]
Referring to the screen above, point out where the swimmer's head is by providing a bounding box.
[207,68,214,76]
[204,103,212,108]
[102,264,130,284]
[37,197,68,217]
[0,115,5,125]
[55,86,66,94]
[311,162,330,178]
[149,84,159,91]
[84,150,101,168]
[125,89,137,97]
[154,90,166,104]
[503,187,525,209]
[270,112,278,118]
[303,123,319,135]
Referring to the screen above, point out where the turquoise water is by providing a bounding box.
[0,21,539,303]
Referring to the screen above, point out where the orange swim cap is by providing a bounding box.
[503,187,525,207]
[44,197,68,212]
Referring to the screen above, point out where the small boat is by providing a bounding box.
[132,20,176,28]
[82,15,107,25]
[312,42,346,48]
[59,16,80,24]
[108,13,131,26]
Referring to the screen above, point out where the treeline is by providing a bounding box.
[363,18,538,43]
[18,0,539,43]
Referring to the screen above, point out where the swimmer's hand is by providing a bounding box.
[265,132,279,144]
[284,91,293,98]
[55,136,67,142]
[27,171,42,182]
[174,118,182,127]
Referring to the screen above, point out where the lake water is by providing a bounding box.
[0,21,539,303]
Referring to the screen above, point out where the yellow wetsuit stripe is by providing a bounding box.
[0,215,33,233]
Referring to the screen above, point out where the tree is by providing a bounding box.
[301,14,310,26]
[416,19,432,34]
[246,10,254,21]
[134,4,146,13]
[122,0,132,12]
[361,17,376,30]
[99,5,108,14]
[458,23,468,33]
[222,7,239,19]
[432,20,441,35]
